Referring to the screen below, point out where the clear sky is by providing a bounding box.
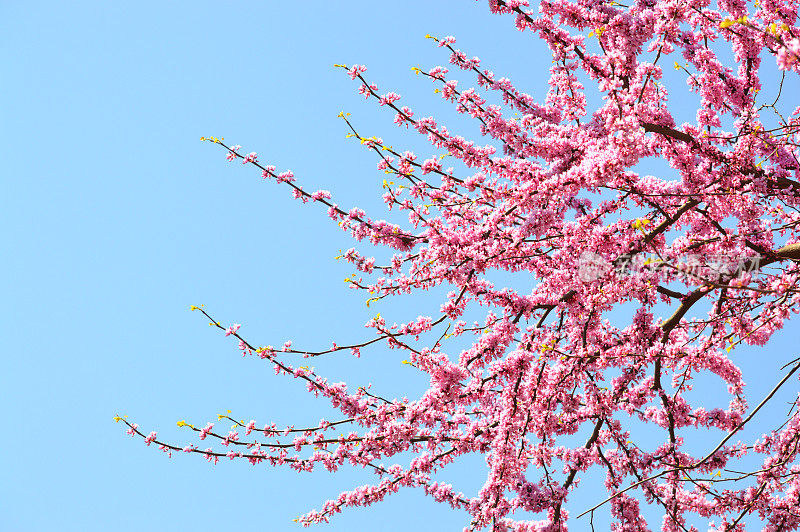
[3,2,798,531]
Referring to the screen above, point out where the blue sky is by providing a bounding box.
[3,2,798,531]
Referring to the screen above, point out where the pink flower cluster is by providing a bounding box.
[128,1,800,529]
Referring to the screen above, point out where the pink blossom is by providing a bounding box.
[225,145,241,161]
[198,422,213,440]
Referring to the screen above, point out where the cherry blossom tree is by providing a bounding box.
[119,0,800,529]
